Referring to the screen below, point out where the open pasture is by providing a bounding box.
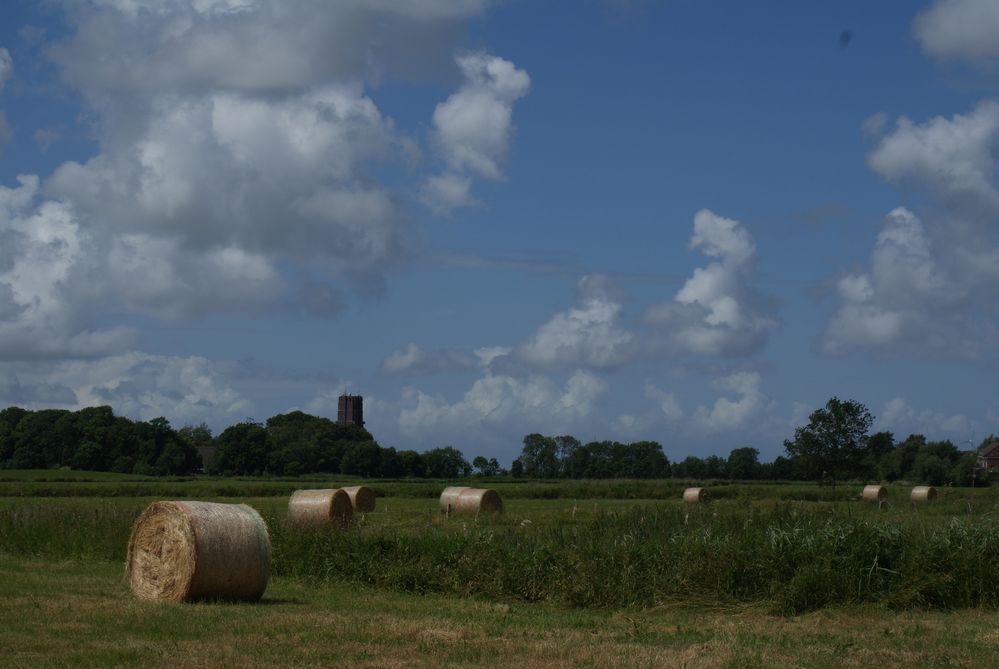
[4,474,999,665]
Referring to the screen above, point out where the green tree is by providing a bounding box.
[519,433,560,478]
[396,450,425,477]
[727,447,761,480]
[510,458,524,477]
[672,456,706,479]
[211,421,270,475]
[423,446,471,478]
[783,397,874,483]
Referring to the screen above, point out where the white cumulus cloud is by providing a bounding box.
[0,47,11,90]
[516,275,635,369]
[0,175,133,359]
[0,352,252,428]
[423,52,530,213]
[397,369,606,443]
[644,209,776,356]
[914,0,999,65]
[692,371,766,433]
[826,102,999,357]
[877,397,976,442]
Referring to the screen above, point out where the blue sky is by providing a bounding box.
[1,0,998,465]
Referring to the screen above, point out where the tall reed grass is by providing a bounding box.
[4,497,999,613]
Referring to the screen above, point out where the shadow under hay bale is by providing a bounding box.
[126,501,270,603]
[439,486,503,515]
[288,489,353,528]
[911,485,938,502]
[341,485,376,513]
[861,485,887,502]
[682,487,709,503]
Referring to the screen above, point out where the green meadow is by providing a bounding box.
[3,472,999,666]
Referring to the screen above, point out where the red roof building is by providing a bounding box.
[978,442,999,470]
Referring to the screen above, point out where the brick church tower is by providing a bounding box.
[336,394,364,427]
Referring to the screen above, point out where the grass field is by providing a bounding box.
[3,472,999,666]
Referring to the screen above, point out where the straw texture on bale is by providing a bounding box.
[682,487,709,503]
[439,486,503,515]
[341,485,376,513]
[288,489,353,528]
[911,485,938,502]
[862,485,887,502]
[126,501,270,603]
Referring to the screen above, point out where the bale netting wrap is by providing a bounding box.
[341,485,376,513]
[126,501,270,603]
[439,486,503,515]
[682,487,708,503]
[911,485,938,502]
[862,485,887,502]
[288,489,353,528]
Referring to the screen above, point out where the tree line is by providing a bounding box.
[0,398,994,485]
[514,397,990,486]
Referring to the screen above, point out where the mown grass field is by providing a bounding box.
[3,471,999,667]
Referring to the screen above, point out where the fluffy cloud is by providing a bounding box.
[397,369,606,442]
[0,47,10,150]
[0,47,10,90]
[826,102,999,357]
[644,209,776,356]
[914,0,999,64]
[692,371,766,433]
[823,208,958,354]
[381,343,477,375]
[516,275,635,369]
[644,382,684,422]
[877,397,976,441]
[0,352,252,428]
[45,85,409,311]
[21,0,518,325]
[867,101,999,217]
[423,53,530,213]
[0,176,133,359]
[50,0,488,102]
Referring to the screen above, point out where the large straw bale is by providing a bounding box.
[341,485,376,513]
[126,501,270,603]
[439,486,503,515]
[862,485,887,502]
[439,486,471,514]
[682,487,709,503]
[288,489,353,528]
[911,485,938,502]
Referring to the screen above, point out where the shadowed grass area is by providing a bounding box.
[3,555,999,668]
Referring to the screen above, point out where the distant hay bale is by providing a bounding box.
[682,487,708,503]
[126,501,270,603]
[862,485,887,502]
[341,485,376,513]
[439,486,503,515]
[288,489,353,528]
[911,485,938,502]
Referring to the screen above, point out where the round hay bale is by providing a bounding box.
[862,485,887,502]
[911,485,938,502]
[439,486,503,515]
[126,501,270,603]
[682,487,708,503]
[288,489,353,528]
[341,485,376,513]
[439,486,471,514]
